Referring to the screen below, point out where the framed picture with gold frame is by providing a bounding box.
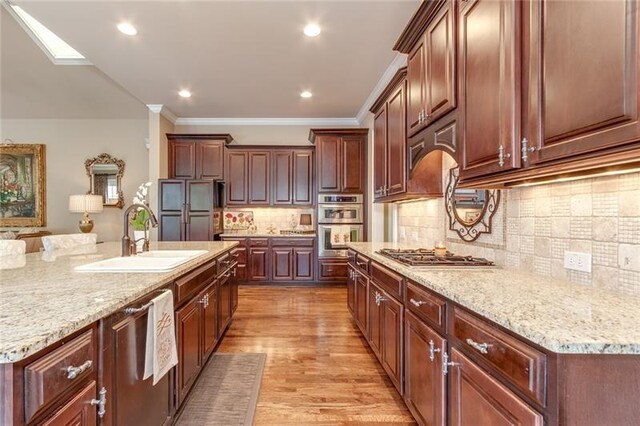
[0,144,46,227]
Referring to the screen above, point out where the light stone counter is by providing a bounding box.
[220,232,316,238]
[0,241,238,363]
[347,242,640,355]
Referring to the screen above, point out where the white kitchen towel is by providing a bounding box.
[144,290,178,385]
[330,226,351,245]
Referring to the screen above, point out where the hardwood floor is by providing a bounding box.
[217,286,416,425]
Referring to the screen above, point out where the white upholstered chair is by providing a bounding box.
[0,240,26,257]
[41,233,97,251]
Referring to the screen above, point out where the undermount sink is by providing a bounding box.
[74,250,208,272]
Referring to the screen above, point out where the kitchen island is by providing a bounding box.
[346,242,640,426]
[0,241,239,425]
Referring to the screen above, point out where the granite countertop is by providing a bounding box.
[220,232,316,238]
[347,242,640,355]
[0,241,238,363]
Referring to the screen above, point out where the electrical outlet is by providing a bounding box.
[564,251,592,273]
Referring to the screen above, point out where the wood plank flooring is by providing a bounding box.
[217,286,416,425]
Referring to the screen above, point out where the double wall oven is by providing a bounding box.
[317,194,364,257]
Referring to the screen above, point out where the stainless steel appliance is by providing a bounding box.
[318,224,364,257]
[317,194,364,224]
[376,248,494,266]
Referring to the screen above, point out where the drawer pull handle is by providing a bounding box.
[428,339,441,362]
[410,298,427,307]
[375,292,386,306]
[442,352,459,375]
[66,360,93,379]
[90,387,107,418]
[466,338,491,354]
[123,289,172,314]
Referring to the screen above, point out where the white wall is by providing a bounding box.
[1,119,149,242]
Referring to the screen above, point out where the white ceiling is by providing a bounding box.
[1,7,148,119]
[10,0,418,120]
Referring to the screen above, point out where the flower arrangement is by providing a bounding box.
[131,182,152,231]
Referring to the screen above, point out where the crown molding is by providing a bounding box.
[146,104,163,114]
[355,52,407,124]
[174,117,360,126]
[146,104,177,124]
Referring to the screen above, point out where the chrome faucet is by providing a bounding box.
[122,203,159,257]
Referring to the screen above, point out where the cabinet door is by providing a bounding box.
[197,140,225,180]
[249,248,270,281]
[317,136,341,192]
[341,136,365,193]
[458,0,521,179]
[386,83,407,196]
[169,140,196,179]
[381,291,403,394]
[524,0,640,165]
[368,283,383,361]
[41,381,97,426]
[272,248,293,281]
[404,312,446,426]
[425,0,456,124]
[355,273,368,335]
[202,283,218,359]
[226,151,248,205]
[449,348,543,426]
[185,180,213,241]
[176,298,202,407]
[158,179,185,241]
[217,273,232,336]
[248,152,271,204]
[230,266,239,314]
[407,39,427,136]
[347,266,356,315]
[273,151,293,205]
[373,107,388,200]
[292,150,314,205]
[293,247,314,281]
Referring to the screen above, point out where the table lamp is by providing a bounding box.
[69,195,103,233]
[299,213,312,231]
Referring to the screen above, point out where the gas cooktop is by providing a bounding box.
[376,248,494,267]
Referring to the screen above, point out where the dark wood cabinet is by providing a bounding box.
[226,151,249,205]
[248,151,271,204]
[458,0,521,180]
[272,248,293,281]
[404,311,446,426]
[217,272,232,336]
[273,151,293,205]
[373,108,387,200]
[249,247,270,282]
[368,282,384,360]
[41,381,97,426]
[310,129,368,194]
[354,271,368,335]
[168,134,232,180]
[175,297,202,407]
[381,290,403,394]
[273,150,314,206]
[347,265,356,314]
[202,284,218,359]
[407,37,427,137]
[524,0,640,166]
[449,348,543,426]
[293,247,314,281]
[318,258,349,283]
[293,150,314,205]
[158,179,218,241]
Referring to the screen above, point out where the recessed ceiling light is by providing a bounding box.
[178,90,192,98]
[303,24,321,37]
[300,91,313,98]
[117,22,138,36]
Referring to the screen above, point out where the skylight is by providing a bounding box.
[7,3,89,64]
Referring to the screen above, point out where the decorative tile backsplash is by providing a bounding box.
[396,154,640,295]
[223,207,314,232]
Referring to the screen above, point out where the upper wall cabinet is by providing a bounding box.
[168,134,233,180]
[310,129,368,194]
[400,0,457,138]
[523,0,640,166]
[225,147,314,206]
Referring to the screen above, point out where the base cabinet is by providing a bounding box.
[41,381,97,426]
[449,348,543,426]
[175,296,204,407]
[354,271,369,335]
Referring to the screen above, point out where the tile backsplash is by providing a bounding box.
[224,207,314,232]
[396,155,640,295]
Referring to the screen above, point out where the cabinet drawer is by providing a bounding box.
[175,260,216,306]
[248,238,269,247]
[24,328,96,423]
[452,307,547,406]
[405,281,446,331]
[370,262,403,300]
[271,238,314,247]
[355,254,370,274]
[318,259,348,281]
[347,249,357,265]
[231,246,247,265]
[217,251,232,273]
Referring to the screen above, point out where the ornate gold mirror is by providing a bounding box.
[445,167,500,242]
[85,153,125,208]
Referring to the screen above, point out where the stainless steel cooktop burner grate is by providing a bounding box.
[376,248,494,267]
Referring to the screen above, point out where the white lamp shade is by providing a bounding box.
[69,194,104,213]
